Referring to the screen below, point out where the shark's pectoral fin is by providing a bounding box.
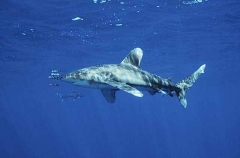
[101,89,116,103]
[106,81,143,97]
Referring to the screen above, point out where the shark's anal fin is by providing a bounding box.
[106,81,143,97]
[101,89,116,103]
[121,48,143,68]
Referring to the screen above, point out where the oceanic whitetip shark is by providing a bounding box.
[50,48,206,108]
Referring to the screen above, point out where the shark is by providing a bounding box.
[51,48,206,108]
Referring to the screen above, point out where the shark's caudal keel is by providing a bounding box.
[54,48,206,108]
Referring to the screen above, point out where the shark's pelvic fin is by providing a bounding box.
[101,89,116,103]
[121,48,143,68]
[148,91,157,95]
[105,81,143,97]
[176,64,206,108]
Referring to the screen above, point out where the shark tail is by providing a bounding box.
[175,64,206,108]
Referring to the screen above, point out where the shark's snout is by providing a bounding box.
[61,72,82,83]
[61,75,73,82]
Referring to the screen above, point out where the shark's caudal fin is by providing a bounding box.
[175,64,206,108]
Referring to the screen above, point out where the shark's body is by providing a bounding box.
[56,48,206,108]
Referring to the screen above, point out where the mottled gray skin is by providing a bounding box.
[61,64,179,96]
[54,48,205,108]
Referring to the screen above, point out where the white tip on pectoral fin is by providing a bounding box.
[133,90,144,97]
[198,64,206,74]
[180,98,187,108]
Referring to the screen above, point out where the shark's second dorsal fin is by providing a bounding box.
[121,48,143,68]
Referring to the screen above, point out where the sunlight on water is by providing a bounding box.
[183,0,208,5]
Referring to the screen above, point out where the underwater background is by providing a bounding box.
[1,0,240,157]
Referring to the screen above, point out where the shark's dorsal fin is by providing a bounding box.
[121,48,143,68]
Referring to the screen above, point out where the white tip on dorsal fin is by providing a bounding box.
[121,48,143,68]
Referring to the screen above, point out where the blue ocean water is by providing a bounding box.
[1,0,240,157]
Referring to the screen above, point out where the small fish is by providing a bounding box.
[52,70,61,73]
[49,83,59,87]
[57,91,84,101]
[49,69,63,80]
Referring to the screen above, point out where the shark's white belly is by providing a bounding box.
[72,79,155,92]
[72,80,113,89]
